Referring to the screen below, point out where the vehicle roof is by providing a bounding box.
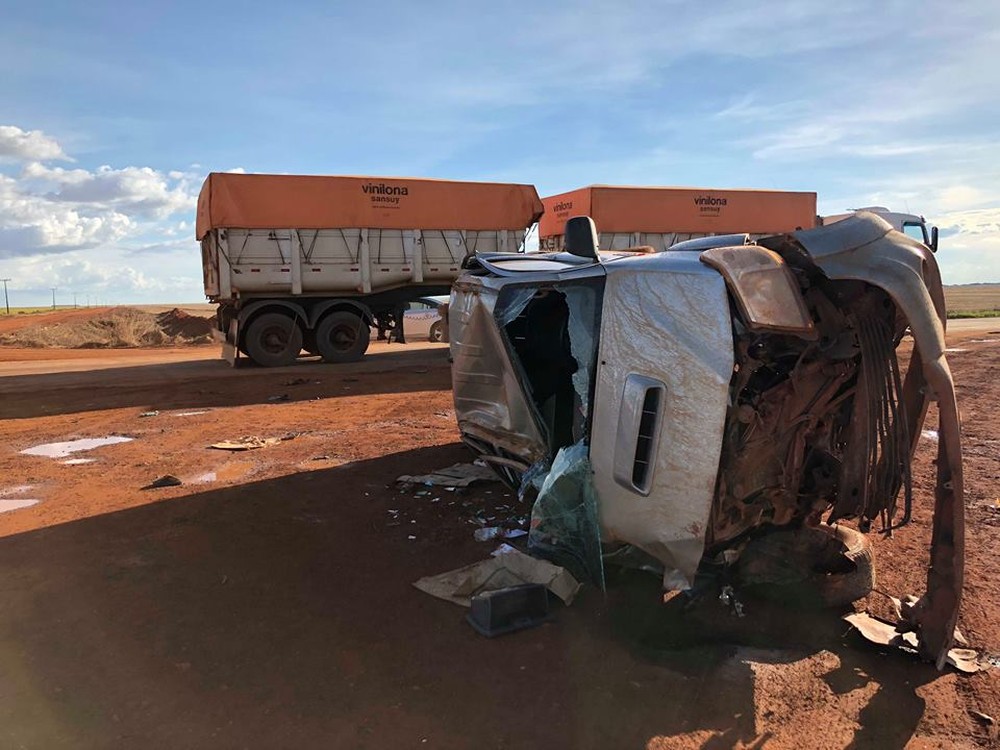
[467,248,721,289]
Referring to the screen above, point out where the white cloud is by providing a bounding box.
[0,127,207,303]
[0,173,133,256]
[0,249,205,305]
[0,132,200,262]
[0,125,70,162]
[21,162,196,218]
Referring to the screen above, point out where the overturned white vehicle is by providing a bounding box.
[449,213,963,667]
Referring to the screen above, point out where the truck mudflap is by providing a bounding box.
[218,317,240,366]
[763,212,963,669]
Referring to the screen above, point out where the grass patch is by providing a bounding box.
[2,306,71,315]
[947,309,1000,319]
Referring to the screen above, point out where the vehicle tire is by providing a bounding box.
[429,320,444,343]
[243,312,303,367]
[733,523,875,609]
[813,524,875,607]
[315,311,371,363]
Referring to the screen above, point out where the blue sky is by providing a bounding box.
[2,0,998,305]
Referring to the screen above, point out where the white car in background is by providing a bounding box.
[394,296,449,342]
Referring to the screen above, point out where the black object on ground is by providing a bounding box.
[143,474,183,490]
[466,583,552,637]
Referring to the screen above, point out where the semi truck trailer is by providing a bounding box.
[538,185,818,251]
[197,173,543,366]
[539,185,939,253]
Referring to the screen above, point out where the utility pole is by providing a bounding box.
[73,292,78,308]
[51,287,57,310]
[1,278,10,315]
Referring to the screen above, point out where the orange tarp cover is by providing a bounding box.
[196,173,544,239]
[539,185,817,237]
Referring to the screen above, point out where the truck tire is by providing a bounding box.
[733,523,875,609]
[243,312,303,367]
[429,320,445,343]
[315,311,370,363]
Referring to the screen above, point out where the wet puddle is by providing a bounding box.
[192,460,256,484]
[21,436,133,459]
[0,486,40,513]
[0,498,40,513]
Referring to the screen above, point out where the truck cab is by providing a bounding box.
[821,206,939,252]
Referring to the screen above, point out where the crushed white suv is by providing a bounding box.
[449,213,963,668]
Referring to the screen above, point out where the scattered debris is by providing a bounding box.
[396,462,498,488]
[21,436,133,459]
[210,436,284,451]
[267,393,290,402]
[844,612,985,673]
[172,410,209,417]
[921,429,939,442]
[970,710,995,726]
[282,377,319,386]
[413,547,580,607]
[139,410,159,418]
[473,527,527,542]
[143,474,183,490]
[719,585,746,617]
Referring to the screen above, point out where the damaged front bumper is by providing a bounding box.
[763,215,964,669]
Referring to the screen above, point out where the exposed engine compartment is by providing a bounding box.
[710,276,913,549]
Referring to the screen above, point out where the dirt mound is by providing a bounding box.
[156,308,215,339]
[0,307,215,349]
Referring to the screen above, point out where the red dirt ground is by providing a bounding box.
[0,322,997,749]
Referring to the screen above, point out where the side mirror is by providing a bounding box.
[564,216,599,260]
[930,225,939,253]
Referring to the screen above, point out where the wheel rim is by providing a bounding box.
[330,323,359,351]
[260,325,292,354]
